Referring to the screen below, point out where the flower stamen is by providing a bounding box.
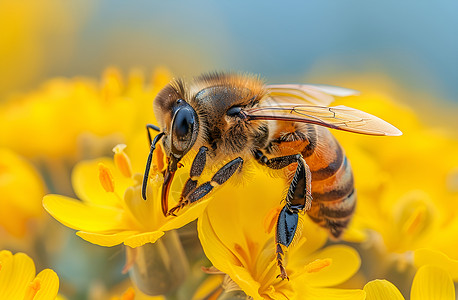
[402,205,426,235]
[152,142,167,173]
[264,205,282,234]
[98,163,115,192]
[113,144,133,178]
[305,258,332,273]
[234,243,251,269]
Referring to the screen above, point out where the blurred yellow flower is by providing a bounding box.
[192,274,224,300]
[43,144,209,248]
[364,265,455,300]
[0,0,87,96]
[0,250,59,299]
[329,80,458,261]
[0,68,170,160]
[414,248,458,281]
[0,67,171,197]
[0,148,46,238]
[198,170,365,300]
[110,287,165,300]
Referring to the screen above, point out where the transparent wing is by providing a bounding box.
[244,104,402,136]
[266,84,359,106]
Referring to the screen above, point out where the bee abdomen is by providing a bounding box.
[305,128,356,238]
[308,166,355,238]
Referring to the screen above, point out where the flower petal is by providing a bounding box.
[226,265,263,300]
[160,199,209,232]
[414,248,458,281]
[33,269,59,300]
[123,231,165,248]
[0,253,36,299]
[288,216,328,258]
[411,265,455,300]
[197,211,242,272]
[364,279,404,300]
[76,231,139,247]
[300,286,366,300]
[294,245,361,287]
[205,170,284,247]
[197,169,285,270]
[0,250,12,263]
[43,194,124,232]
[192,274,224,300]
[72,158,133,206]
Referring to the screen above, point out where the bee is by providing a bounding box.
[142,73,401,280]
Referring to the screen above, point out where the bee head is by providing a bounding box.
[153,81,199,172]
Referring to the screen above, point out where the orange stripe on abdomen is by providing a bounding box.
[304,127,356,238]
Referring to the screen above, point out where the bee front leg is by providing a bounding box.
[167,146,207,216]
[167,155,243,216]
[254,150,312,280]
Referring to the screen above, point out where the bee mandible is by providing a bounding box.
[141,73,402,280]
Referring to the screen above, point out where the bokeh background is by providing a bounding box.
[1,1,457,299]
[2,1,458,101]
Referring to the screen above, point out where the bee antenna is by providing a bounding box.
[142,132,165,200]
[146,124,161,145]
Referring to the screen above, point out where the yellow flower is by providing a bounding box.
[364,265,455,300]
[0,250,59,299]
[325,77,458,261]
[0,67,171,197]
[198,170,365,300]
[414,248,458,281]
[0,68,170,161]
[0,0,87,96]
[43,144,209,248]
[0,148,46,238]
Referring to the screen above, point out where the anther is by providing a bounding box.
[264,205,282,234]
[98,163,115,193]
[305,258,332,273]
[113,144,133,178]
[402,205,427,235]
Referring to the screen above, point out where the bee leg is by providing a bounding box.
[167,146,208,216]
[275,204,303,280]
[167,157,243,216]
[253,150,312,210]
[254,150,312,280]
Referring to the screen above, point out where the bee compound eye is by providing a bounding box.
[170,105,199,157]
[173,108,193,139]
[226,106,242,117]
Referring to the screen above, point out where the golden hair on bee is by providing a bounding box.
[192,72,265,96]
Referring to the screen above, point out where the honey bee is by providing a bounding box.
[142,73,401,280]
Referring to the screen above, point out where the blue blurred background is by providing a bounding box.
[2,0,457,102]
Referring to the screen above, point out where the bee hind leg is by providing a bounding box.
[276,204,303,280]
[167,153,243,216]
[253,150,312,279]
